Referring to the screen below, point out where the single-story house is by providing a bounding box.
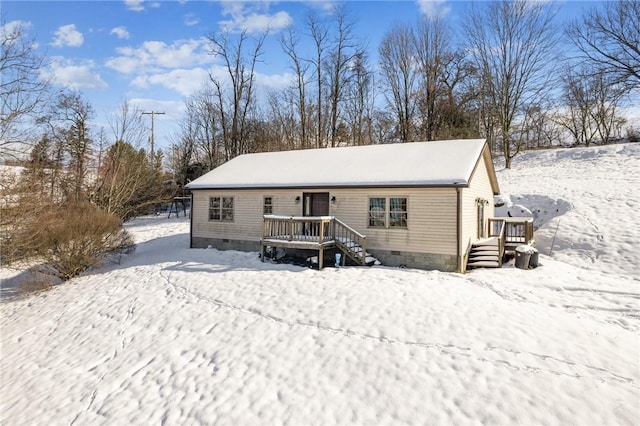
[184,139,510,272]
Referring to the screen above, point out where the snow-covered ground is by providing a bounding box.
[1,143,639,425]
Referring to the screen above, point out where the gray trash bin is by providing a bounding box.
[529,248,539,268]
[515,245,532,269]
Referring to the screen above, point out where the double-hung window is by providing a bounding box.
[389,197,408,228]
[263,196,273,215]
[209,196,234,221]
[369,197,408,228]
[368,197,386,227]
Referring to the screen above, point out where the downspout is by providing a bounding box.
[189,192,194,248]
[456,187,463,273]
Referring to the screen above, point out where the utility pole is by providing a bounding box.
[142,111,165,159]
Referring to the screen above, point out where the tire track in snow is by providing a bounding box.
[158,267,638,388]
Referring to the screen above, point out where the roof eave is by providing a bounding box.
[185,181,470,191]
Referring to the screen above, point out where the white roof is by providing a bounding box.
[186,139,488,189]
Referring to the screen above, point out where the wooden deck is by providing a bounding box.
[262,215,534,271]
[261,215,374,269]
[468,217,535,270]
[489,217,535,252]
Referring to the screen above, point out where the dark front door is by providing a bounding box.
[303,192,330,217]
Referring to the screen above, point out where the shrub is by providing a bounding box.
[29,202,134,281]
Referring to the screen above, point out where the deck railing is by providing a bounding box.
[262,215,368,266]
[262,215,334,244]
[333,217,367,265]
[488,218,506,261]
[489,217,534,249]
[504,219,534,245]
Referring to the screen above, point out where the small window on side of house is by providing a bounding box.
[263,196,273,215]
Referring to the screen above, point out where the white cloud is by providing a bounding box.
[255,71,292,91]
[106,38,212,74]
[42,57,107,90]
[129,98,185,123]
[1,20,35,49]
[130,98,182,112]
[125,0,144,12]
[129,64,291,99]
[132,68,210,97]
[312,1,336,13]
[110,26,130,40]
[219,3,292,33]
[1,20,32,35]
[51,24,84,48]
[416,0,451,18]
[184,13,199,27]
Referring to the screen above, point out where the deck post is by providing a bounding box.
[288,216,293,241]
[318,248,324,269]
[260,243,265,263]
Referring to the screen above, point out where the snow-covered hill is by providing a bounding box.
[1,143,639,425]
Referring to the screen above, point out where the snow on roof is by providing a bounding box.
[185,139,488,189]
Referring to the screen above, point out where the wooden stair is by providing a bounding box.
[467,237,502,269]
[336,238,380,266]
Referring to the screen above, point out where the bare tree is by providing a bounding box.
[413,15,451,141]
[306,11,330,148]
[567,1,640,92]
[37,91,94,201]
[208,29,266,161]
[93,140,165,221]
[344,51,375,146]
[556,65,596,147]
[557,65,627,147]
[513,103,561,149]
[1,18,50,159]
[378,24,418,143]
[465,0,559,168]
[434,50,480,140]
[589,70,627,144]
[325,4,365,148]
[107,99,146,148]
[85,99,167,220]
[265,89,298,151]
[281,26,311,149]
[189,85,223,170]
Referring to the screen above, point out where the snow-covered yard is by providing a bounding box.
[1,143,639,425]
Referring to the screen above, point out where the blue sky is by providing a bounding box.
[4,1,599,151]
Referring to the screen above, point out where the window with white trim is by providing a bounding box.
[368,197,408,228]
[389,197,408,228]
[209,196,234,221]
[368,197,386,227]
[263,196,273,214]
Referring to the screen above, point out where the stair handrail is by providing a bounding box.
[333,217,367,265]
[488,218,506,261]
